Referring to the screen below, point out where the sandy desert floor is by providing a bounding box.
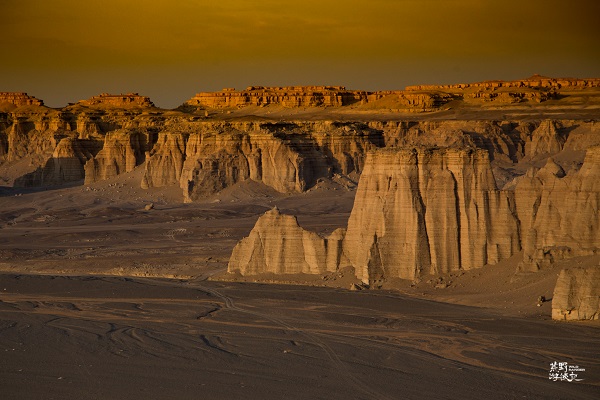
[1,166,599,399]
[1,274,598,400]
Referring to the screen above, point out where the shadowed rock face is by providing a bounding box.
[227,208,346,275]
[179,129,318,201]
[552,266,600,321]
[1,112,385,192]
[14,138,95,187]
[343,148,520,283]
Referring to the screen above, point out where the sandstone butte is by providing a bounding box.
[1,76,600,321]
[0,92,44,109]
[77,93,155,108]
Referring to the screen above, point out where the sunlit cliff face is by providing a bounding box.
[1,0,599,108]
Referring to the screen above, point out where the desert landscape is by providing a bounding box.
[0,75,599,399]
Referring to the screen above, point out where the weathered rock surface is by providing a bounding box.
[516,148,600,271]
[84,130,148,184]
[343,148,520,283]
[552,266,600,321]
[142,132,187,188]
[227,208,347,275]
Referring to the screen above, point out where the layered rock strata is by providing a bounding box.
[0,92,44,107]
[188,86,366,108]
[1,113,384,192]
[187,77,599,112]
[228,208,347,275]
[78,93,155,108]
[1,108,597,207]
[405,75,600,91]
[552,267,600,321]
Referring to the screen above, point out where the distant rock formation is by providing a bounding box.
[0,92,44,108]
[6,119,66,166]
[187,86,457,111]
[552,266,600,321]
[228,208,346,275]
[365,92,455,111]
[78,93,155,108]
[186,77,600,112]
[2,106,597,201]
[401,76,600,107]
[405,75,600,91]
[187,86,366,108]
[75,114,103,139]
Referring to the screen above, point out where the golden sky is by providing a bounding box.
[1,0,599,107]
